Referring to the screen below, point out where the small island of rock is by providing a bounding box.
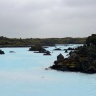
[0,50,5,54]
[29,45,51,55]
[29,45,46,53]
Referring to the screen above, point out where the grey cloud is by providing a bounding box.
[64,0,96,7]
[0,0,96,38]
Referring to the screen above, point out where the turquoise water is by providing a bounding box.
[0,45,96,96]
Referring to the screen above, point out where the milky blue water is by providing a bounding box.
[0,44,96,96]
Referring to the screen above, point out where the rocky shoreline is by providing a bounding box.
[50,34,96,74]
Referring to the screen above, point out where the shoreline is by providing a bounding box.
[50,34,96,74]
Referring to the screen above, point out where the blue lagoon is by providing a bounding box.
[0,45,96,96]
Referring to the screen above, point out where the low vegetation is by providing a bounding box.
[0,36,86,47]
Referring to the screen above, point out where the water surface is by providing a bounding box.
[0,45,96,96]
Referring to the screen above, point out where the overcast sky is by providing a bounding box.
[0,0,96,38]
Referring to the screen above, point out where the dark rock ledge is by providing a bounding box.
[0,50,5,54]
[50,34,96,74]
[29,45,51,55]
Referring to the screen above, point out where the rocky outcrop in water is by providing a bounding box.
[29,45,51,55]
[50,34,96,73]
[54,48,61,50]
[9,51,15,53]
[0,50,5,54]
[43,51,51,55]
[29,45,46,53]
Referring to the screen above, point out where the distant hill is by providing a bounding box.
[0,36,86,47]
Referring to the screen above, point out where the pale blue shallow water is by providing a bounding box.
[0,45,96,96]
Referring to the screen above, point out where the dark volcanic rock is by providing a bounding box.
[50,34,96,74]
[9,51,15,53]
[65,49,68,53]
[43,51,51,55]
[66,47,75,50]
[0,50,5,54]
[57,53,64,62]
[54,48,61,50]
[29,45,46,53]
[86,34,96,46]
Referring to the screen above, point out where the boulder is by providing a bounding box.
[54,48,61,50]
[65,49,68,53]
[0,50,5,54]
[9,51,15,53]
[67,47,75,50]
[43,51,51,55]
[57,54,64,61]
